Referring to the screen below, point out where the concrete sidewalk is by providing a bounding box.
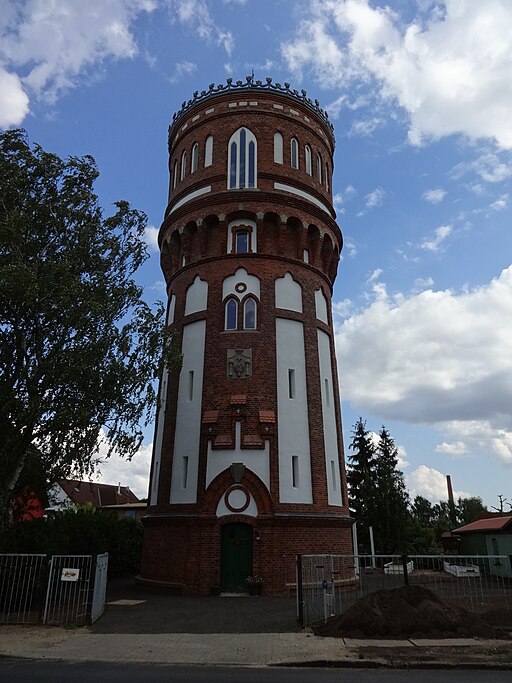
[1,625,512,668]
[1,578,511,669]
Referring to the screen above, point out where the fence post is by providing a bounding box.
[296,554,304,628]
[402,554,409,586]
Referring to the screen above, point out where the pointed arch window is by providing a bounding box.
[316,153,322,183]
[291,138,299,169]
[305,145,312,175]
[225,299,238,330]
[180,150,187,181]
[191,143,199,173]
[173,160,178,189]
[205,135,213,167]
[243,297,257,329]
[227,127,257,189]
[274,132,283,164]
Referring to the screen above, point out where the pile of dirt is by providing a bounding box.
[314,585,504,639]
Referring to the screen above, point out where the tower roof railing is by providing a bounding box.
[169,75,335,141]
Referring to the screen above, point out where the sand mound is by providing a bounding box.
[314,585,501,639]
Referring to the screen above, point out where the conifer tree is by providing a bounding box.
[373,426,409,553]
[347,417,376,551]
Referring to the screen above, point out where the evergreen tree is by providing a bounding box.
[347,417,376,551]
[373,426,410,553]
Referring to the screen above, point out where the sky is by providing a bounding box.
[2,0,512,509]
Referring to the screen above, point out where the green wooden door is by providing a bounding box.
[220,523,253,591]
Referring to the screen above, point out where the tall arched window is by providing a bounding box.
[274,132,283,164]
[180,150,187,181]
[205,135,213,167]
[191,143,199,173]
[316,153,322,183]
[225,299,238,330]
[173,160,178,189]
[291,138,299,169]
[243,298,257,329]
[227,127,257,189]
[305,145,312,175]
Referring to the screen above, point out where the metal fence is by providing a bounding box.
[296,554,512,627]
[0,553,108,626]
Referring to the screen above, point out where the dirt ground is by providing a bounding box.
[314,585,512,640]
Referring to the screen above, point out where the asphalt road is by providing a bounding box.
[1,661,512,683]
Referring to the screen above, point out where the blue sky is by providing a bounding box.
[2,0,512,509]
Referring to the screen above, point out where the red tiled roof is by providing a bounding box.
[453,517,512,534]
[58,479,139,507]
[259,410,275,423]
[202,410,219,423]
[243,434,263,447]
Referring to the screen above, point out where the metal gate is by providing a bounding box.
[0,553,109,625]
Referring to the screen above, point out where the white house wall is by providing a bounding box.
[317,328,343,506]
[170,320,206,503]
[276,318,313,503]
[275,273,303,312]
[185,276,208,315]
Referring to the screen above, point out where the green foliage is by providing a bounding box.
[347,418,376,550]
[0,507,143,577]
[0,129,180,524]
[456,496,486,525]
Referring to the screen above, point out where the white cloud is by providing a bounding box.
[407,465,470,503]
[332,298,353,320]
[349,117,383,137]
[0,66,29,127]
[435,441,468,456]
[168,60,197,83]
[451,152,512,184]
[421,224,452,251]
[143,225,159,252]
[0,0,156,125]
[367,268,383,283]
[490,193,508,211]
[413,276,434,292]
[166,0,234,55]
[335,266,512,470]
[282,0,512,150]
[94,441,152,499]
[365,186,385,209]
[333,184,356,208]
[423,188,447,204]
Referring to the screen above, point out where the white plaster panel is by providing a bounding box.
[274,132,283,164]
[315,289,328,324]
[206,422,270,490]
[170,320,206,503]
[275,273,302,312]
[185,276,208,315]
[150,367,169,505]
[276,319,313,503]
[170,186,211,213]
[222,267,260,301]
[216,489,258,517]
[227,219,257,253]
[166,294,176,326]
[317,329,343,506]
[274,182,330,214]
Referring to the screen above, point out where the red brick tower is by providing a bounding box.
[139,76,353,595]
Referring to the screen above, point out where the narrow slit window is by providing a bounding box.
[305,145,312,175]
[182,456,189,489]
[173,160,178,189]
[244,297,256,329]
[235,231,249,254]
[292,456,299,488]
[239,128,246,188]
[324,378,330,406]
[330,460,337,490]
[229,141,237,188]
[274,132,283,164]
[191,143,199,173]
[180,150,187,180]
[303,249,309,263]
[188,371,194,401]
[325,162,329,191]
[227,127,257,189]
[288,369,296,399]
[205,135,213,167]
[225,299,238,330]
[317,153,322,183]
[291,138,298,169]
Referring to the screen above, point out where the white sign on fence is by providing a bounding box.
[61,568,80,582]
